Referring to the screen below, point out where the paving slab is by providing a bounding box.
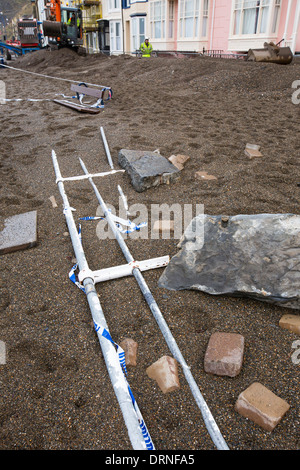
[0,211,38,255]
[118,149,180,192]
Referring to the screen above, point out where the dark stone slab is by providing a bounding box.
[118,149,180,192]
[0,211,38,255]
[158,213,300,309]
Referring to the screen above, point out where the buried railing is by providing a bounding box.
[51,128,230,450]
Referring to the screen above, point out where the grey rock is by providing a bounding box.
[158,213,300,309]
[0,211,38,255]
[118,149,180,192]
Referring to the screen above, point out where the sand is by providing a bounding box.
[0,47,299,451]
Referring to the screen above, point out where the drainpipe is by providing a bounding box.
[209,0,216,51]
[121,0,125,54]
[291,0,300,53]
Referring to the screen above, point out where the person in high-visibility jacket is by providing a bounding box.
[68,13,76,26]
[140,37,153,57]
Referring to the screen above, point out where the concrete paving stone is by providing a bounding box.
[235,382,290,431]
[0,211,38,255]
[118,149,180,192]
[204,331,244,377]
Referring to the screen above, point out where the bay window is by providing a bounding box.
[233,0,281,36]
[179,0,200,38]
[150,0,166,39]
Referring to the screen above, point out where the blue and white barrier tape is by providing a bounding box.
[69,263,86,293]
[79,214,147,234]
[93,321,127,376]
[94,320,154,450]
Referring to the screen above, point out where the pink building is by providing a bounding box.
[133,0,300,56]
[99,0,300,56]
[209,0,300,54]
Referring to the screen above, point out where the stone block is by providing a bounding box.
[235,382,290,431]
[158,213,300,309]
[204,332,244,377]
[0,211,37,255]
[279,314,300,335]
[146,356,180,393]
[118,149,180,192]
[119,338,138,366]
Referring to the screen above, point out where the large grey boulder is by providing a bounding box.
[118,149,180,192]
[158,213,300,309]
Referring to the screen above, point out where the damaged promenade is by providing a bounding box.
[0,47,299,451]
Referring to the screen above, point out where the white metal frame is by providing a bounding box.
[51,127,230,451]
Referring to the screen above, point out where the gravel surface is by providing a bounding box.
[0,48,299,451]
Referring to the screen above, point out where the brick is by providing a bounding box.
[279,314,300,335]
[195,171,217,180]
[204,332,244,377]
[146,356,180,394]
[235,382,290,431]
[119,338,138,366]
[153,220,174,234]
[245,143,263,159]
[168,154,190,170]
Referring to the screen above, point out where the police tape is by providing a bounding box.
[79,214,147,235]
[94,319,154,450]
[68,220,155,450]
[2,89,112,108]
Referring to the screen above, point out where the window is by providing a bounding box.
[272,0,281,33]
[202,0,209,37]
[110,20,122,52]
[168,0,174,38]
[233,0,276,35]
[150,0,166,39]
[108,0,121,12]
[179,0,200,38]
[132,16,145,50]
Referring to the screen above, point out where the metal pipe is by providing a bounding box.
[100,126,114,169]
[291,0,300,54]
[79,157,229,451]
[51,150,149,451]
[283,0,292,46]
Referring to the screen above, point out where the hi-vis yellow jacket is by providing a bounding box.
[140,41,153,57]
